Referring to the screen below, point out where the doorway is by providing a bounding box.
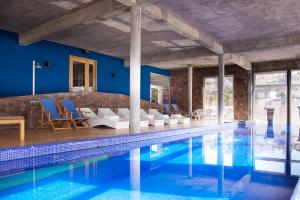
[150,73,170,105]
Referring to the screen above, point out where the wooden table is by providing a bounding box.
[0,116,25,141]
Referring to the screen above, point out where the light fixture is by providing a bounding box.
[35,62,42,69]
[81,49,91,54]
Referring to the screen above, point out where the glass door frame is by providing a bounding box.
[252,69,292,176]
[253,70,287,125]
[69,55,97,92]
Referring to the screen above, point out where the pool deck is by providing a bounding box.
[0,120,217,149]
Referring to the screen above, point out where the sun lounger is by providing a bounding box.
[39,98,71,131]
[79,108,129,129]
[61,99,90,129]
[172,114,190,124]
[164,104,190,124]
[117,108,149,128]
[140,109,164,126]
[149,109,178,125]
[163,103,173,115]
[171,103,182,114]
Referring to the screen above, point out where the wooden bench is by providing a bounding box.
[0,116,25,141]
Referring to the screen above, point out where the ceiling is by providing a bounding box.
[155,0,300,43]
[1,0,300,69]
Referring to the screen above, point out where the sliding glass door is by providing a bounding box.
[253,72,287,126]
[253,71,287,174]
[291,70,300,176]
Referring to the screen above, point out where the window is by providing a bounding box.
[291,70,300,126]
[69,56,96,92]
[203,76,234,121]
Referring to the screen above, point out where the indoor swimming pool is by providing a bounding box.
[0,125,299,200]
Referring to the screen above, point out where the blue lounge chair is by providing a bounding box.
[171,103,181,114]
[39,98,71,131]
[163,103,173,115]
[61,99,90,129]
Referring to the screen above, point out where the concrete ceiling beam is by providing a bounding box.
[124,47,212,66]
[115,0,137,6]
[225,32,300,53]
[138,47,252,70]
[228,53,252,70]
[19,0,128,45]
[115,0,146,7]
[141,2,223,54]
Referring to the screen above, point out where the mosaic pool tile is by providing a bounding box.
[0,121,253,163]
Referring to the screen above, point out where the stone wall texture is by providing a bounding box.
[170,65,249,120]
[252,59,300,72]
[0,92,162,128]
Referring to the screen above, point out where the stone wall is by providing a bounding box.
[0,92,162,128]
[170,65,249,120]
[252,59,300,72]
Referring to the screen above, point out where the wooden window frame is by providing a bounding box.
[69,55,97,92]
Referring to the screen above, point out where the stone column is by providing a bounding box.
[130,6,142,133]
[188,65,193,117]
[218,54,224,124]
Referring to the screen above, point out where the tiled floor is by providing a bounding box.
[0,120,212,148]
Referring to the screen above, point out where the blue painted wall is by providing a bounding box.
[0,30,170,100]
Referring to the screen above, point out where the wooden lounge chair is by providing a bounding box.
[61,99,91,129]
[39,97,71,131]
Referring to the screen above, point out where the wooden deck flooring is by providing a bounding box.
[0,121,212,148]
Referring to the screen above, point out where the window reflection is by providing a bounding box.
[130,148,141,200]
[203,132,233,167]
[253,125,286,173]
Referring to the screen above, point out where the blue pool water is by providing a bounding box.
[0,126,298,200]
